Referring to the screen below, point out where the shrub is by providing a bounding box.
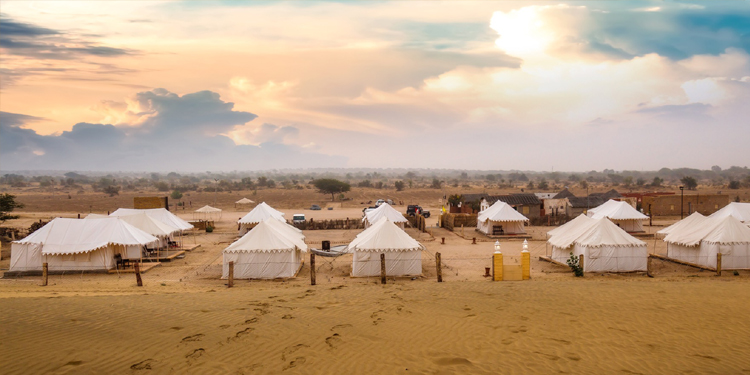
[206,225,214,233]
[566,252,584,277]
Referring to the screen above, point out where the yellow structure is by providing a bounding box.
[521,251,530,280]
[493,252,503,281]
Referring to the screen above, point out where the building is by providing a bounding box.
[641,194,730,217]
[450,193,542,219]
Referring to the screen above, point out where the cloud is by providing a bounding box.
[0,89,346,171]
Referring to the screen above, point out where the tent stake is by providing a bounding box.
[436,252,443,283]
[228,261,234,288]
[134,262,143,287]
[310,253,316,286]
[380,253,386,285]
[42,263,48,286]
[716,253,722,277]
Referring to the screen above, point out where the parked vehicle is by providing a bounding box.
[406,205,430,218]
[293,214,306,224]
[310,204,321,210]
[375,199,385,207]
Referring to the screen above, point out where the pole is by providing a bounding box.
[42,263,48,286]
[436,252,443,282]
[647,256,653,278]
[578,254,584,275]
[716,253,722,277]
[134,262,143,287]
[310,253,316,286]
[228,261,234,288]
[680,186,684,219]
[380,253,386,285]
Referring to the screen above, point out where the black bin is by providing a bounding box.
[322,240,331,251]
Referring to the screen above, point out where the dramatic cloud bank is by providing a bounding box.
[1,2,749,171]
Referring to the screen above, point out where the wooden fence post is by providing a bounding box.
[578,254,584,275]
[436,252,443,282]
[42,262,48,286]
[441,237,445,244]
[716,253,722,276]
[228,261,234,288]
[310,253,316,286]
[134,262,143,287]
[380,253,386,285]
[647,256,653,278]
[472,237,476,245]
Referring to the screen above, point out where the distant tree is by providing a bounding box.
[405,171,418,179]
[171,190,183,201]
[681,176,698,190]
[728,180,741,189]
[394,181,405,191]
[527,181,535,189]
[622,176,633,187]
[358,180,373,188]
[636,178,646,187]
[447,194,463,206]
[155,181,170,192]
[460,172,468,179]
[486,174,497,182]
[579,180,588,189]
[0,194,24,223]
[374,181,384,189]
[313,179,351,201]
[103,185,120,197]
[651,177,663,187]
[257,176,269,187]
[711,165,722,172]
[431,178,442,189]
[538,179,549,190]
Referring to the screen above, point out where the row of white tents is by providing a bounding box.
[223,202,423,279]
[10,208,193,273]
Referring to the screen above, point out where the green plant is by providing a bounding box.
[206,225,214,233]
[566,252,584,277]
[733,271,739,276]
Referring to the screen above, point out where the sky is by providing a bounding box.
[1,1,749,172]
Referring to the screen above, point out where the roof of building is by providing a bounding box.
[589,189,622,200]
[553,188,576,199]
[486,193,541,206]
[568,196,608,209]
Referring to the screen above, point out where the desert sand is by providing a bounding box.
[2,190,750,374]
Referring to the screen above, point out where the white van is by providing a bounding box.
[292,214,306,224]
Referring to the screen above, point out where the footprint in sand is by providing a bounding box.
[501,338,514,345]
[219,325,230,329]
[181,334,204,343]
[244,317,259,324]
[236,364,263,374]
[330,285,346,290]
[63,360,83,366]
[325,334,342,349]
[510,326,527,333]
[331,324,352,331]
[186,348,205,360]
[228,327,254,342]
[283,357,306,371]
[533,351,560,361]
[282,314,294,320]
[169,327,184,331]
[281,344,309,361]
[254,308,270,315]
[433,357,473,366]
[130,359,154,370]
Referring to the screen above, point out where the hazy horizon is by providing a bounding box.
[2,1,749,172]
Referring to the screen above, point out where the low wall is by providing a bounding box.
[442,213,477,231]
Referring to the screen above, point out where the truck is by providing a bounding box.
[406,205,430,218]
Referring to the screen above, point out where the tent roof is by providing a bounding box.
[478,201,529,223]
[235,198,254,204]
[346,217,424,252]
[195,205,222,213]
[547,214,594,237]
[86,213,180,237]
[225,218,307,253]
[14,218,159,255]
[587,199,648,221]
[657,211,706,235]
[238,202,285,224]
[664,215,750,246]
[548,218,646,249]
[110,208,193,231]
[709,202,750,222]
[364,203,407,224]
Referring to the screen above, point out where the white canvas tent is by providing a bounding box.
[235,198,254,205]
[477,201,529,235]
[10,218,158,272]
[663,215,750,269]
[86,213,179,248]
[194,205,222,221]
[237,202,286,235]
[345,217,424,277]
[549,218,648,272]
[587,199,648,232]
[657,212,706,237]
[110,208,194,231]
[709,202,750,223]
[223,218,307,279]
[547,214,594,237]
[363,203,408,228]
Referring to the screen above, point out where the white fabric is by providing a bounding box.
[235,198,254,204]
[88,213,180,238]
[587,199,648,232]
[657,212,706,236]
[668,242,750,269]
[363,203,407,227]
[10,218,158,272]
[549,218,647,272]
[664,215,750,246]
[346,217,424,277]
[709,202,750,222]
[222,218,307,279]
[195,205,222,213]
[476,201,529,235]
[547,214,594,237]
[110,208,193,231]
[238,202,286,235]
